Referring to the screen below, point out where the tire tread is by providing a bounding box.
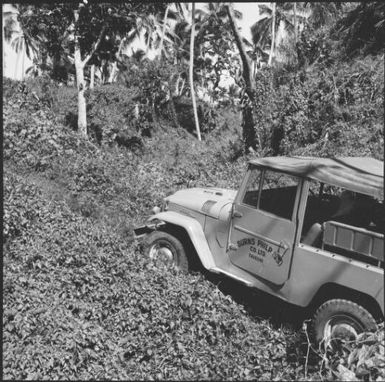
[144,230,190,271]
[312,298,377,345]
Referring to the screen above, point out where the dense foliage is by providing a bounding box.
[3,78,291,380]
[3,1,384,380]
[3,69,384,381]
[251,50,384,158]
[4,170,291,380]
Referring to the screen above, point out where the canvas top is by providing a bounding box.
[249,156,384,199]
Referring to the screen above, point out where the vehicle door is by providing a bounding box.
[228,166,301,285]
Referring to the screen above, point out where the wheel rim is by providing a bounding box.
[323,314,364,349]
[148,242,175,265]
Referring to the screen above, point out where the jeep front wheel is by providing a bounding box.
[144,231,189,271]
[313,299,377,349]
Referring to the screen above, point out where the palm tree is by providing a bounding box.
[251,3,307,67]
[158,3,172,59]
[189,3,201,141]
[108,9,175,84]
[268,3,276,66]
[336,2,385,56]
[177,2,238,138]
[4,5,41,80]
[3,5,19,76]
[107,29,139,83]
[225,3,258,151]
[195,3,242,91]
[242,37,269,77]
[10,29,39,79]
[293,3,297,44]
[304,2,341,30]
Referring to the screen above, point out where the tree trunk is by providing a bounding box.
[14,42,21,79]
[179,78,186,96]
[145,32,151,55]
[175,75,181,95]
[2,20,5,75]
[74,35,87,137]
[168,92,179,128]
[226,6,254,93]
[90,64,95,89]
[253,59,257,79]
[226,4,257,151]
[189,3,201,141]
[159,4,170,59]
[108,37,124,83]
[75,62,87,136]
[108,63,116,83]
[22,41,26,80]
[73,5,105,138]
[293,3,297,44]
[268,2,276,66]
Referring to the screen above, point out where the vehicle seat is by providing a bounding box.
[333,191,374,228]
[332,191,355,222]
[350,194,375,228]
[302,223,323,247]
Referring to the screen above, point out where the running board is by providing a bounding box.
[209,266,253,286]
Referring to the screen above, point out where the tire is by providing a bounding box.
[144,230,190,271]
[313,299,377,349]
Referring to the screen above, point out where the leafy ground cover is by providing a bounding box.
[3,76,384,380]
[3,168,301,380]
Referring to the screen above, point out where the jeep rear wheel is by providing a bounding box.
[144,231,189,271]
[313,299,377,350]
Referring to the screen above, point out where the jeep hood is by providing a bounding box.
[165,187,237,219]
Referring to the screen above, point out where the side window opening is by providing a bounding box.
[242,168,299,221]
[259,171,299,220]
[242,169,262,209]
[301,182,384,261]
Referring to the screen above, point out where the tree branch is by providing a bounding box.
[82,24,106,66]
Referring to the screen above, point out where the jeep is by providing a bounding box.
[135,156,384,346]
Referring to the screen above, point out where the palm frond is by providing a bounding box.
[166,9,179,20]
[242,37,253,48]
[233,9,243,20]
[251,17,271,46]
[258,4,272,17]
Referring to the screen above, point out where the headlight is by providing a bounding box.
[152,206,161,214]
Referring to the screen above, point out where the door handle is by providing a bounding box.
[229,243,238,250]
[232,210,243,218]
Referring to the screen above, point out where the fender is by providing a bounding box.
[147,211,217,270]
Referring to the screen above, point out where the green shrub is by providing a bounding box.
[85,84,148,146]
[3,168,294,381]
[3,36,384,379]
[117,57,178,116]
[3,172,43,242]
[249,53,384,158]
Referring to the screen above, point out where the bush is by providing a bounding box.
[248,53,384,159]
[3,37,384,378]
[85,84,148,146]
[3,172,43,242]
[3,168,295,381]
[3,88,65,170]
[322,323,385,381]
[173,95,219,135]
[118,58,177,111]
[4,165,384,380]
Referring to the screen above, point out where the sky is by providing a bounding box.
[196,3,261,42]
[223,3,261,42]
